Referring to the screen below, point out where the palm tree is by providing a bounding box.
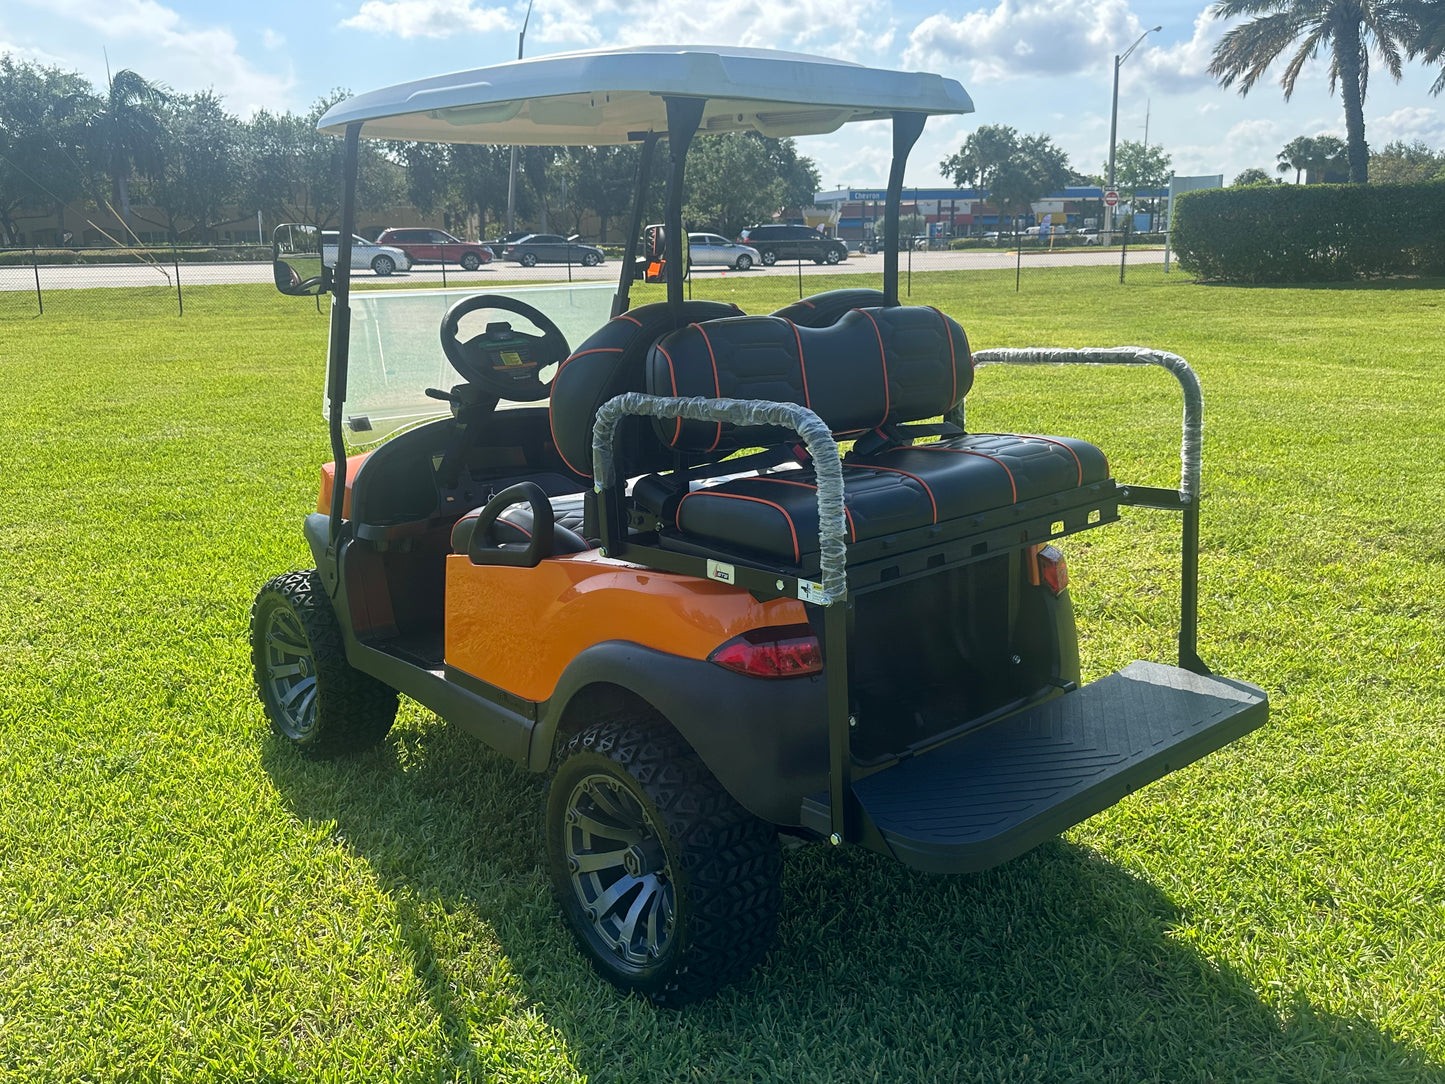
[1407,0,1445,91]
[1275,134,1318,181]
[90,68,168,235]
[1208,0,1418,183]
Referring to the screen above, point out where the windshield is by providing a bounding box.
[325,282,616,446]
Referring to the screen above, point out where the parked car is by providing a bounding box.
[687,232,760,270]
[321,231,411,276]
[737,224,848,266]
[1079,229,1102,245]
[376,227,492,271]
[502,233,605,267]
[484,230,531,252]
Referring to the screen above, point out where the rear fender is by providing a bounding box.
[534,641,827,825]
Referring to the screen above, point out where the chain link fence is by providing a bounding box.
[2,233,1176,320]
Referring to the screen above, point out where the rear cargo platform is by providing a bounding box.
[801,661,1268,873]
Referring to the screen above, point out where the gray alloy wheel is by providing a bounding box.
[546,718,782,1005]
[250,569,397,757]
[581,251,601,267]
[824,248,843,264]
[735,254,753,271]
[759,249,778,266]
[460,252,481,271]
[521,252,538,267]
[561,770,678,967]
[371,254,395,276]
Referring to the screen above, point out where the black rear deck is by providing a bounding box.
[801,661,1267,873]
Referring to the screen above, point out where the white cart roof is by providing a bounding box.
[317,45,973,145]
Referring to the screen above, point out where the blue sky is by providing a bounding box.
[4,0,1443,189]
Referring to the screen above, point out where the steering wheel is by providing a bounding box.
[440,294,571,402]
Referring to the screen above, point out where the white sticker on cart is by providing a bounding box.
[706,560,735,585]
[797,579,828,604]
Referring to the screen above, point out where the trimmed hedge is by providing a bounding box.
[1171,182,1445,283]
[0,246,271,267]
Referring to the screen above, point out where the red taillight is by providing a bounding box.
[1037,544,1069,595]
[708,624,823,679]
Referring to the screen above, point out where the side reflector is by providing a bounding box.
[708,624,823,679]
[1037,544,1069,595]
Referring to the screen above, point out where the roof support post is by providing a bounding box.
[882,112,926,306]
[326,122,362,547]
[612,131,660,317]
[662,97,705,314]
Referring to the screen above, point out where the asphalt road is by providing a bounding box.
[1,246,1169,291]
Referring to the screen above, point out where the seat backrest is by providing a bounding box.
[644,305,971,454]
[770,288,889,327]
[548,300,742,478]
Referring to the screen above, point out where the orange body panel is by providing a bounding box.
[318,454,371,517]
[445,549,809,702]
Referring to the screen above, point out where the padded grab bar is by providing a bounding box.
[951,347,1203,503]
[592,393,848,604]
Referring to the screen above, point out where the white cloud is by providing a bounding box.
[1135,9,1223,95]
[261,28,286,51]
[340,0,511,39]
[1371,106,1445,147]
[14,0,294,113]
[902,0,1146,83]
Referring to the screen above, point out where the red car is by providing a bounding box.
[376,227,493,271]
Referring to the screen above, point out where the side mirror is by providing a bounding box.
[272,223,330,297]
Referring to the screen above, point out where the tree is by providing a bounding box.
[141,91,245,241]
[0,56,100,245]
[1208,0,1423,183]
[681,132,820,239]
[1232,166,1279,184]
[1276,134,1348,181]
[1369,138,1445,181]
[242,92,400,228]
[559,145,636,241]
[89,68,168,234]
[941,125,1073,234]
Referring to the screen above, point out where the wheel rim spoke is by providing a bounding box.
[563,772,675,966]
[572,846,630,874]
[278,675,316,709]
[573,811,642,846]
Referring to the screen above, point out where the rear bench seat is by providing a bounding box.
[645,306,1109,563]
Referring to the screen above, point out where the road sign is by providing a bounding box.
[1104,189,1120,208]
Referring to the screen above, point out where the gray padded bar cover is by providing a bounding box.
[593,392,848,604]
[956,347,1204,503]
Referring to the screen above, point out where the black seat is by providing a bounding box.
[644,305,1111,564]
[450,493,590,557]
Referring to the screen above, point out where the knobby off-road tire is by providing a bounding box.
[250,569,398,757]
[546,719,782,1006]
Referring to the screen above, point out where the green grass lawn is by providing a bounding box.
[2,267,1443,1082]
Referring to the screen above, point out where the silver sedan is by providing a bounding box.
[321,231,413,276]
[688,233,760,271]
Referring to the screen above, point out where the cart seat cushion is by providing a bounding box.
[646,305,970,454]
[548,300,743,479]
[451,493,591,556]
[674,433,1109,563]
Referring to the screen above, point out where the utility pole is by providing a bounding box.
[504,0,535,233]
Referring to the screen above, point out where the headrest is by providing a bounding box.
[547,300,742,478]
[645,306,971,454]
[771,288,890,327]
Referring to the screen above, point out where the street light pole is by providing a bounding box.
[505,0,535,233]
[1106,25,1160,237]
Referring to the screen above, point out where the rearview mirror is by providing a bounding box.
[272,223,329,296]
